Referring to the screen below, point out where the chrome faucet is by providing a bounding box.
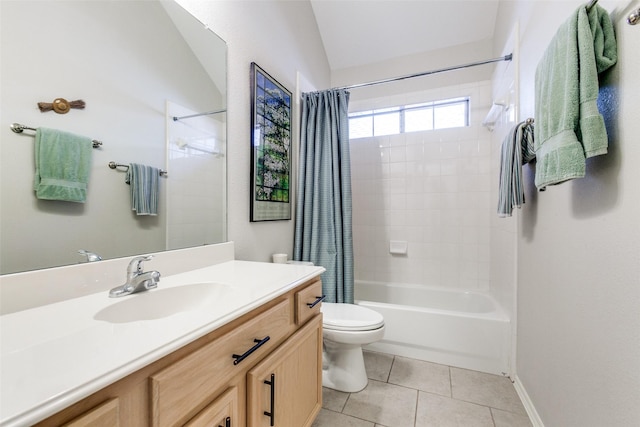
[109,255,161,298]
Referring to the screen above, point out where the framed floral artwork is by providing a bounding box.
[250,62,292,221]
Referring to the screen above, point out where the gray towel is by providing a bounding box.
[497,121,535,217]
[125,163,159,215]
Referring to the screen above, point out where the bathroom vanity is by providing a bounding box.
[0,245,325,427]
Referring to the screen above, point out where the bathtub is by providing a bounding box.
[355,280,510,375]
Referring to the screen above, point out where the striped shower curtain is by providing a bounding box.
[294,89,354,303]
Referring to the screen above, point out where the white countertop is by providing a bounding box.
[0,260,324,427]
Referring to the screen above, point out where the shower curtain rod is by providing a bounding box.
[332,53,513,91]
[172,108,226,122]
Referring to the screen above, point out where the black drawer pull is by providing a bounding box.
[218,416,231,427]
[232,336,270,365]
[306,295,326,309]
[264,373,275,426]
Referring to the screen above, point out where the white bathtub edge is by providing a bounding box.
[355,280,509,319]
[513,374,545,427]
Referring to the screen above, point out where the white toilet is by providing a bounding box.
[321,302,385,392]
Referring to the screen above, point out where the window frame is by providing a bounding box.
[348,96,470,139]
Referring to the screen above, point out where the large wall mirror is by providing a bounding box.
[0,0,227,274]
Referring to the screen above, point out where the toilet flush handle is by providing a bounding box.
[307,295,326,309]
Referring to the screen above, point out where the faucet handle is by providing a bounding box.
[78,249,102,262]
[144,270,161,290]
[127,255,153,276]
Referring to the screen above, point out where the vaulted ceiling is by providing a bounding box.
[310,0,500,70]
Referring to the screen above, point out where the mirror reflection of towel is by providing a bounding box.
[34,127,93,203]
[125,163,159,215]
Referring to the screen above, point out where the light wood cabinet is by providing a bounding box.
[62,399,119,427]
[183,387,238,427]
[247,315,322,427]
[150,299,292,427]
[35,277,322,427]
[294,279,323,325]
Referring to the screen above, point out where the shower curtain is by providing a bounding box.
[294,89,354,303]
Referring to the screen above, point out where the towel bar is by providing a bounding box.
[10,123,102,148]
[108,161,168,177]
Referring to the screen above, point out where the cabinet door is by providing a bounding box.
[247,315,322,427]
[183,387,238,427]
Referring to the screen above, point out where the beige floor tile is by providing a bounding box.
[322,386,350,412]
[363,350,394,382]
[312,408,375,427]
[450,368,526,414]
[342,380,418,427]
[491,408,533,427]
[415,392,494,427]
[388,356,451,397]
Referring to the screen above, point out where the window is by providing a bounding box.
[373,107,400,136]
[349,97,469,139]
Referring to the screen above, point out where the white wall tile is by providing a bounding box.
[390,146,407,163]
[352,81,493,290]
[406,144,424,162]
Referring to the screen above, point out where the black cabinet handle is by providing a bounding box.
[263,373,275,426]
[306,295,326,309]
[232,336,270,365]
[218,416,231,427]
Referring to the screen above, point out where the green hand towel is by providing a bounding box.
[34,127,93,203]
[534,4,617,190]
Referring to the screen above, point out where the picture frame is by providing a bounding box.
[250,62,292,222]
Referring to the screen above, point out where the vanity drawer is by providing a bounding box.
[62,398,119,427]
[150,299,292,427]
[295,279,324,325]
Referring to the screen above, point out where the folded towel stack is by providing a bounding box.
[534,4,617,190]
[125,163,159,216]
[497,121,536,217]
[34,127,93,203]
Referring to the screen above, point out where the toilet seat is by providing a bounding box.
[321,302,384,331]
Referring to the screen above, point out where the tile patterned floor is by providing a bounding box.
[312,351,533,427]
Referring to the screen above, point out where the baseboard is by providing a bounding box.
[513,375,545,427]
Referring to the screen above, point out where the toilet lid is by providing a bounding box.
[321,303,384,331]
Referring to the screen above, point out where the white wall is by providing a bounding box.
[351,82,494,290]
[333,40,495,104]
[176,0,331,262]
[0,1,221,273]
[493,1,640,425]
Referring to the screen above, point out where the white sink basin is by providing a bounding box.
[94,283,229,323]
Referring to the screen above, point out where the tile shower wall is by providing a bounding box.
[351,81,492,290]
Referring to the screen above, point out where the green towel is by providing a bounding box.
[34,127,93,203]
[534,4,617,190]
